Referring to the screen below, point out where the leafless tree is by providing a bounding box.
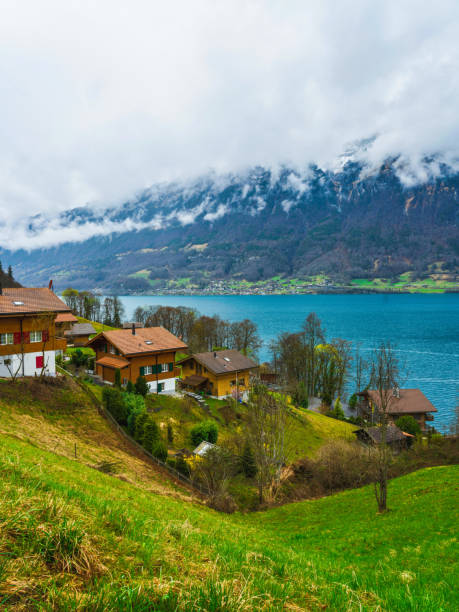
[369,341,401,512]
[193,446,237,501]
[246,384,291,503]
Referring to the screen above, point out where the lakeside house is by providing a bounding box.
[357,388,437,431]
[86,325,187,392]
[354,424,414,451]
[0,287,71,377]
[178,349,258,399]
[64,322,96,346]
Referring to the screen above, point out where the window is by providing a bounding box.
[239,378,245,386]
[36,355,44,368]
[109,344,116,354]
[143,365,153,375]
[161,362,169,373]
[0,333,13,345]
[30,331,42,343]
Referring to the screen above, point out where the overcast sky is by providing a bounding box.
[1,0,459,250]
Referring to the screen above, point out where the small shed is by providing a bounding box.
[354,424,414,452]
[193,441,216,457]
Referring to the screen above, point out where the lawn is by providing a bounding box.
[0,429,456,610]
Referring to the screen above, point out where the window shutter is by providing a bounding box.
[168,362,173,372]
[140,366,145,376]
[153,364,159,374]
[42,330,49,342]
[104,343,107,353]
[13,332,21,345]
[22,331,30,344]
[36,355,44,369]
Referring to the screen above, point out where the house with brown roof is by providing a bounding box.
[54,311,78,340]
[0,287,71,378]
[86,325,187,392]
[354,424,414,452]
[358,388,437,431]
[178,349,258,399]
[64,322,96,346]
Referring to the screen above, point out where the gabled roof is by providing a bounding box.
[65,323,96,337]
[55,312,78,323]
[0,288,70,316]
[87,326,187,356]
[178,349,257,375]
[354,424,409,444]
[364,389,437,414]
[193,441,216,456]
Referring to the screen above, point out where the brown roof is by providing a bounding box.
[65,323,96,337]
[87,326,187,356]
[365,389,437,415]
[181,374,208,387]
[55,312,78,323]
[96,355,130,369]
[179,349,257,375]
[0,288,71,316]
[354,424,408,444]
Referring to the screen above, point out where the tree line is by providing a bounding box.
[61,289,125,327]
[133,305,262,355]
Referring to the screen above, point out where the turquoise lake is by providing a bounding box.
[119,294,458,432]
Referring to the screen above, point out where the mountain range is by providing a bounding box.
[3,157,458,292]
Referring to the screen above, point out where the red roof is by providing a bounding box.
[96,355,130,369]
[55,312,78,323]
[365,389,437,414]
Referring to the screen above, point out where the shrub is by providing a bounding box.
[292,381,308,409]
[70,349,88,368]
[87,357,95,371]
[135,375,149,397]
[127,404,145,436]
[126,380,135,393]
[190,420,219,446]
[348,393,358,411]
[395,415,421,436]
[114,369,121,388]
[167,422,174,444]
[143,418,160,453]
[241,442,257,478]
[151,441,168,463]
[133,411,149,443]
[102,387,128,425]
[175,455,191,477]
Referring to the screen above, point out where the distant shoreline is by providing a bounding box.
[110,288,459,297]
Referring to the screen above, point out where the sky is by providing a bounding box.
[1,0,459,250]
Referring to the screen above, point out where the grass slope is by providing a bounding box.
[0,433,457,610]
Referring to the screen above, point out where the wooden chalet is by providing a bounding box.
[354,424,414,452]
[0,287,71,377]
[358,388,437,431]
[178,349,258,399]
[86,325,187,392]
[64,322,96,346]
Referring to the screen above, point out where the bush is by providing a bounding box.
[292,381,308,409]
[143,418,160,453]
[135,375,149,396]
[102,387,128,425]
[167,422,174,444]
[127,404,145,436]
[190,420,219,446]
[348,393,358,411]
[133,411,149,443]
[70,349,88,368]
[114,369,121,388]
[395,415,421,436]
[151,441,168,462]
[126,380,135,393]
[175,455,191,477]
[241,442,257,478]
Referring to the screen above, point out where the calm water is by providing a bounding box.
[119,294,459,432]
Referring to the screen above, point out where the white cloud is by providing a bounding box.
[0,0,459,250]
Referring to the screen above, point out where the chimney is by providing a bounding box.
[132,323,136,335]
[48,279,53,291]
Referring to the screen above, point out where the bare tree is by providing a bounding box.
[246,384,290,503]
[4,334,25,382]
[369,341,401,513]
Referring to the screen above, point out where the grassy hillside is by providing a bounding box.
[0,378,191,499]
[0,431,457,610]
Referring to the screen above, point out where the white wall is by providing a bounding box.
[0,350,56,378]
[147,376,176,393]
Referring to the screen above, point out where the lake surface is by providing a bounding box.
[119,294,458,432]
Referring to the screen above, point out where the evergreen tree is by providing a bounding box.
[0,261,2,273]
[241,441,257,478]
[133,410,149,443]
[126,380,135,394]
[7,265,13,279]
[143,417,160,453]
[175,455,191,477]
[151,440,168,462]
[167,422,174,444]
[135,375,149,397]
